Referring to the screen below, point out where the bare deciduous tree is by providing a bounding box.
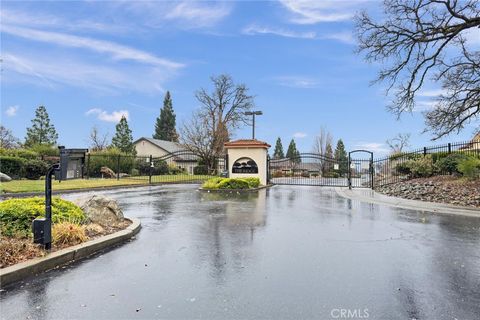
[386,133,411,154]
[312,127,333,174]
[356,0,480,139]
[180,111,217,171]
[194,74,255,156]
[89,126,109,151]
[0,125,20,149]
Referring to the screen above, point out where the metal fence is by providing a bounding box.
[84,150,226,185]
[373,140,480,188]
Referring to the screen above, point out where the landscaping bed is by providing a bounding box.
[201,177,262,191]
[375,176,480,208]
[0,196,132,268]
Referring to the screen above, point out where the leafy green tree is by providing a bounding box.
[273,137,285,159]
[286,139,301,163]
[334,139,348,176]
[25,106,58,146]
[111,115,136,155]
[153,91,179,142]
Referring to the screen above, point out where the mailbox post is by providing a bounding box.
[32,147,88,250]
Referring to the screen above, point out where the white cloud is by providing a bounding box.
[86,108,129,123]
[242,24,316,39]
[417,89,446,97]
[272,76,320,88]
[3,52,169,93]
[242,24,354,44]
[5,105,19,117]
[279,0,362,24]
[121,1,232,29]
[354,142,390,154]
[2,25,184,69]
[293,132,308,138]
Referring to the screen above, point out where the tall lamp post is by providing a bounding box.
[245,110,263,139]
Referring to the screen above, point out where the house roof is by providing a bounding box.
[134,137,199,162]
[224,139,271,149]
[134,137,184,154]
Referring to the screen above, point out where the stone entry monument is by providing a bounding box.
[224,139,271,185]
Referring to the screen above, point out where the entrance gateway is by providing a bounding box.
[268,149,374,188]
[224,139,374,189]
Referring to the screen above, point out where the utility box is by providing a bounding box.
[32,218,51,245]
[55,147,88,181]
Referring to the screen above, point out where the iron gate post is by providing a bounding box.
[348,153,352,189]
[370,153,374,189]
[149,155,153,184]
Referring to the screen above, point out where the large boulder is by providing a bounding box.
[0,172,12,182]
[101,166,116,178]
[72,195,124,226]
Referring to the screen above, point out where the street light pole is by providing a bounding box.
[245,110,263,139]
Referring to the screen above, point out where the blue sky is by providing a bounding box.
[1,0,478,156]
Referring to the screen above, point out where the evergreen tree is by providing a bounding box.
[325,142,334,173]
[273,137,285,159]
[286,139,301,163]
[334,139,348,176]
[153,91,178,142]
[25,105,58,146]
[111,115,136,155]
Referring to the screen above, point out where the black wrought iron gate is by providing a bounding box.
[268,150,374,188]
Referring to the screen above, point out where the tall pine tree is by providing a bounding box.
[153,91,178,142]
[273,137,285,159]
[286,139,301,163]
[25,105,58,146]
[111,115,136,155]
[334,139,348,176]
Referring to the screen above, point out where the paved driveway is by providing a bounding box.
[1,185,479,319]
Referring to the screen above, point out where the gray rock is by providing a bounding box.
[73,195,124,226]
[0,172,12,182]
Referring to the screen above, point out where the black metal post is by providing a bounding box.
[86,153,90,179]
[348,152,352,189]
[448,143,452,154]
[370,153,374,189]
[44,164,59,250]
[149,155,153,184]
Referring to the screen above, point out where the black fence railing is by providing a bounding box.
[84,151,226,185]
[373,140,480,188]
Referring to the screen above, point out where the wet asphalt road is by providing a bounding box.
[1,185,479,320]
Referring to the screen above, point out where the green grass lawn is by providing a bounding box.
[0,175,212,194]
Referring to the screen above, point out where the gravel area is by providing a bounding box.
[376,176,480,208]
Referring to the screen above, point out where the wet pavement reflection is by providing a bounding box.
[1,185,479,319]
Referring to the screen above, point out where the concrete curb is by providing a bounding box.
[0,218,141,288]
[335,188,480,218]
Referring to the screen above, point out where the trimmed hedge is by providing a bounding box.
[0,148,39,160]
[202,177,261,190]
[0,197,85,237]
[0,156,26,179]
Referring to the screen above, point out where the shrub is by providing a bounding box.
[457,157,480,180]
[217,178,249,189]
[0,148,39,160]
[168,163,184,175]
[434,153,469,175]
[0,197,85,237]
[193,165,208,175]
[242,177,260,188]
[301,171,310,178]
[408,155,434,178]
[272,171,284,178]
[202,177,260,190]
[0,156,25,179]
[24,159,49,180]
[28,144,59,157]
[52,222,88,246]
[394,161,411,176]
